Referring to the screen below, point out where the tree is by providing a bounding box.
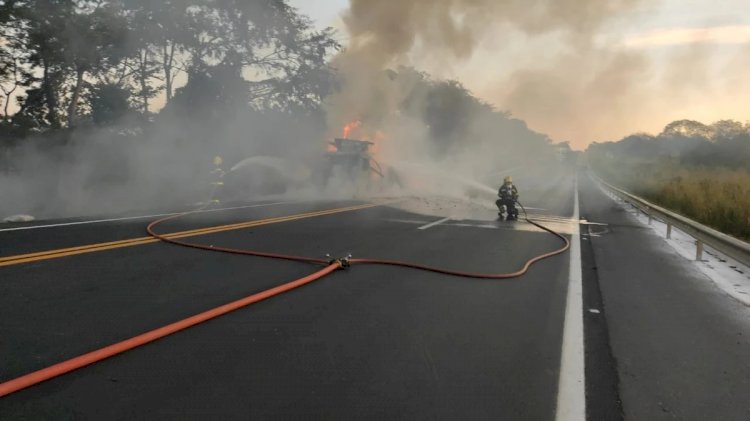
[0,54,25,120]
[165,57,249,120]
[710,120,750,168]
[4,0,341,135]
[17,0,76,129]
[590,119,750,169]
[422,79,489,152]
[0,0,25,120]
[11,1,134,128]
[120,8,164,115]
[13,86,56,131]
[129,48,161,113]
[121,0,192,105]
[60,2,133,127]
[0,0,26,27]
[711,120,746,142]
[87,82,132,125]
[661,119,712,140]
[177,0,339,112]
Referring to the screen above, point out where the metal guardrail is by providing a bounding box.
[590,172,750,266]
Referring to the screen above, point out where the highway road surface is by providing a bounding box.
[1,168,749,420]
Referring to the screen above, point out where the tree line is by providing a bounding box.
[0,0,339,135]
[588,119,750,168]
[587,119,750,240]
[0,0,557,168]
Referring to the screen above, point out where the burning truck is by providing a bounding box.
[316,137,401,194]
[217,134,401,202]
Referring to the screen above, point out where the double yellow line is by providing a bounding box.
[0,203,379,268]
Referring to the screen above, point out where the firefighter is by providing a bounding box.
[496,175,519,220]
[209,156,225,205]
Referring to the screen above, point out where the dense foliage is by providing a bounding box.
[589,119,750,169]
[588,120,750,240]
[0,0,340,134]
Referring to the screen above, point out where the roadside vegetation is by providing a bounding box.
[0,0,554,156]
[588,120,750,241]
[0,1,557,217]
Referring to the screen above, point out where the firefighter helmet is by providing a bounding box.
[504,175,512,183]
[213,156,223,166]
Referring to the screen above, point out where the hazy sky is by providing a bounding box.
[290,0,750,147]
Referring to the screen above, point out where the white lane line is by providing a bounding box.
[555,174,586,421]
[524,215,579,223]
[418,216,451,230]
[0,202,294,233]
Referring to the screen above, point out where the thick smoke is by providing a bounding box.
[335,0,747,147]
[500,47,651,144]
[323,0,635,198]
[342,0,641,59]
[0,111,327,219]
[328,0,646,148]
[0,1,340,220]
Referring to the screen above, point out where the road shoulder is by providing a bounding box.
[579,173,750,420]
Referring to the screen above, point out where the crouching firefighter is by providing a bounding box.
[496,175,519,220]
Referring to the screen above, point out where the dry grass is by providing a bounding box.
[590,158,750,241]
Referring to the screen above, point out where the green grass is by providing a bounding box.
[589,157,750,242]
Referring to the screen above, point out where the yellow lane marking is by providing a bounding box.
[0,203,379,268]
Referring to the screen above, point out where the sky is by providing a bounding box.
[290,0,750,148]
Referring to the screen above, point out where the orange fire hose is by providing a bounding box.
[0,263,340,398]
[351,217,569,278]
[145,212,330,265]
[0,201,569,398]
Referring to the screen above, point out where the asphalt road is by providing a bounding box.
[578,174,750,421]
[1,168,748,420]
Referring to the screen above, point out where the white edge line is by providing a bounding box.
[0,201,294,233]
[555,174,586,421]
[418,216,451,230]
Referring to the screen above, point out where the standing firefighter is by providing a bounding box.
[209,156,225,205]
[497,175,519,220]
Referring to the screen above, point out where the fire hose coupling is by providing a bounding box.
[326,253,352,269]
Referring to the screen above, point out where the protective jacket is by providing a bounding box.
[499,183,518,201]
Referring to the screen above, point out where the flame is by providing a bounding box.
[342,120,362,138]
[338,120,387,157]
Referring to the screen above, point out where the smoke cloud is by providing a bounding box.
[328,0,648,148]
[342,0,642,59]
[334,0,749,147]
[0,110,328,219]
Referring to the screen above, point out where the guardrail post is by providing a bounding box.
[666,223,672,239]
[696,240,704,261]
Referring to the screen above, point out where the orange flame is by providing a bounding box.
[337,120,387,157]
[342,120,362,138]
